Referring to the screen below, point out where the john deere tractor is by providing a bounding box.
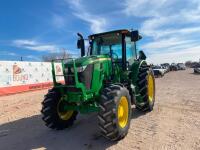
[41,29,155,141]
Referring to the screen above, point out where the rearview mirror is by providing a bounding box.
[77,39,84,49]
[131,30,141,42]
[138,50,146,60]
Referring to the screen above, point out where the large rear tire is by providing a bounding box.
[98,84,132,141]
[41,88,78,130]
[137,65,155,111]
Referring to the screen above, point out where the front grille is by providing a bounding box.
[64,65,94,89]
[66,76,75,85]
[65,67,75,85]
[78,64,93,89]
[66,87,81,92]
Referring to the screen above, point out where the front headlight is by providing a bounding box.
[65,68,68,74]
[77,66,87,72]
[70,67,74,73]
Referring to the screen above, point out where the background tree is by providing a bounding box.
[42,49,71,62]
[185,60,200,68]
[185,61,192,68]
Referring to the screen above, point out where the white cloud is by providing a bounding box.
[67,0,107,33]
[8,52,17,56]
[126,0,200,38]
[124,0,170,17]
[13,39,57,52]
[141,37,197,51]
[52,14,66,28]
[14,39,37,46]
[74,12,107,33]
[153,26,200,39]
[147,46,200,64]
[124,0,200,63]
[0,51,18,56]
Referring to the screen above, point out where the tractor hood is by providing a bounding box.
[65,55,111,67]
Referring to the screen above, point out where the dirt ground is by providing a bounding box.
[0,69,200,150]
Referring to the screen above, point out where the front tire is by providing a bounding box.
[41,88,78,130]
[98,84,132,141]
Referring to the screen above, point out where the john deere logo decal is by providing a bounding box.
[13,64,22,74]
[13,64,28,82]
[56,65,61,74]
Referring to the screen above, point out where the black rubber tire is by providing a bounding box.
[98,84,132,141]
[41,88,78,130]
[137,65,155,111]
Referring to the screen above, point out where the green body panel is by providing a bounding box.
[52,57,146,113]
[63,102,100,114]
[51,55,114,113]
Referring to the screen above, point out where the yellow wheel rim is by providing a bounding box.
[148,74,154,103]
[57,100,74,121]
[118,96,129,128]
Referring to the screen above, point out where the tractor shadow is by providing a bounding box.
[0,113,117,150]
[190,72,200,75]
[131,107,148,119]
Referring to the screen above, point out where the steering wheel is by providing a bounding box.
[111,52,118,60]
[104,51,118,61]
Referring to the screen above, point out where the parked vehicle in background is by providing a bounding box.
[161,63,170,69]
[193,63,200,74]
[162,66,169,73]
[152,65,165,77]
[161,63,170,67]
[170,63,178,71]
[177,63,186,70]
[190,62,200,68]
[153,70,163,77]
[194,68,200,74]
[161,63,170,73]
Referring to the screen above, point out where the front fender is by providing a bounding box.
[130,60,147,84]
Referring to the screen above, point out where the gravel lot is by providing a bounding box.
[0,69,200,150]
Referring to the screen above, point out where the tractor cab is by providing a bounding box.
[78,29,144,71]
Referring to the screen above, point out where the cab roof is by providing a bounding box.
[88,29,142,40]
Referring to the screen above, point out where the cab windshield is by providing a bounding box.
[91,33,122,58]
[91,33,136,64]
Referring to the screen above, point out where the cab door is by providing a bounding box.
[125,36,137,66]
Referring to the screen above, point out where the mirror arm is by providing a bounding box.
[134,42,137,59]
[77,33,83,39]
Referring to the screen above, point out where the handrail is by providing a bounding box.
[51,58,74,62]
[51,58,87,99]
[51,58,76,86]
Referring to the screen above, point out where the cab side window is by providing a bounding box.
[125,37,136,64]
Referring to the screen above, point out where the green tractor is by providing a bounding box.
[41,29,155,141]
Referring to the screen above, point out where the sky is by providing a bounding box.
[0,0,200,64]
